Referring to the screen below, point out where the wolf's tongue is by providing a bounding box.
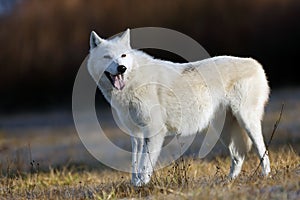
[113,74,125,90]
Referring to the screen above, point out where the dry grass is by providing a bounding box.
[0,146,299,200]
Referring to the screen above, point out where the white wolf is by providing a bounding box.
[87,29,270,186]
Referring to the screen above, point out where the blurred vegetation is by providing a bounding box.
[0,0,300,111]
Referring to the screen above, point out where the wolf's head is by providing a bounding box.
[88,29,133,90]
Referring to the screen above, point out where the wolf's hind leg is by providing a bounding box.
[220,112,252,179]
[236,111,270,177]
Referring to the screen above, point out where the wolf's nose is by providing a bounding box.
[117,65,127,74]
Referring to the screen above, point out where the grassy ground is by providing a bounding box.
[0,146,299,200]
[0,91,299,199]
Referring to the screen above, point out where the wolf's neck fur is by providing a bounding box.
[131,50,154,67]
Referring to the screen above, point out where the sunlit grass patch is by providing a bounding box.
[0,146,299,199]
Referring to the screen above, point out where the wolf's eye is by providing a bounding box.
[121,54,126,58]
[103,55,112,59]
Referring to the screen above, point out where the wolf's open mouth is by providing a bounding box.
[104,71,125,90]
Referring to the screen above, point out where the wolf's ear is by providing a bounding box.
[119,28,131,48]
[90,31,104,49]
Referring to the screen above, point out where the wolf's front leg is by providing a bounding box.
[131,136,143,185]
[136,133,164,186]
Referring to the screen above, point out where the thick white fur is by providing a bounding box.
[87,29,271,186]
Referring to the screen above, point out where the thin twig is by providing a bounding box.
[251,103,284,178]
[28,143,34,180]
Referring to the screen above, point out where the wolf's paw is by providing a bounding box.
[131,173,151,187]
[261,169,272,178]
[132,178,143,187]
[131,175,141,187]
[261,155,271,176]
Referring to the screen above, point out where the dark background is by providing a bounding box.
[1,0,299,112]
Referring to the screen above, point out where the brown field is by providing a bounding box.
[0,88,299,199]
[0,147,299,199]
